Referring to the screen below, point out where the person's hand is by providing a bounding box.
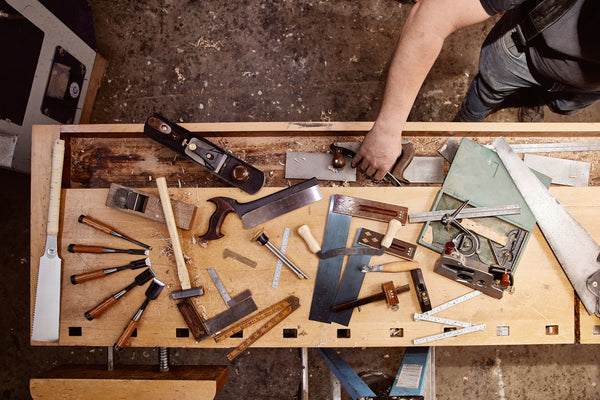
[352,122,403,181]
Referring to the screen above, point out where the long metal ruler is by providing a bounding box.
[272,227,291,288]
[485,142,600,153]
[494,137,600,316]
[409,204,521,223]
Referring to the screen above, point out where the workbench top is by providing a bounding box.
[30,122,600,349]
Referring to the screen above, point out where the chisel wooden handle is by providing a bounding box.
[114,319,139,351]
[156,177,191,290]
[78,215,113,235]
[85,296,118,320]
[68,244,104,253]
[297,225,321,253]
[71,269,106,284]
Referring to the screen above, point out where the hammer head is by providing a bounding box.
[171,286,204,300]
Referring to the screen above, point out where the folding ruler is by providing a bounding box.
[413,290,486,344]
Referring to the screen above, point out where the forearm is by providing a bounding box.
[376,0,490,129]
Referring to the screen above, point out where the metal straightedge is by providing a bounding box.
[413,290,485,344]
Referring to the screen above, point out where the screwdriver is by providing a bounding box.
[70,258,150,284]
[78,215,152,250]
[84,268,156,320]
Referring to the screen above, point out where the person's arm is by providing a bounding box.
[352,0,491,180]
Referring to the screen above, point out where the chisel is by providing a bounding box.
[84,268,156,320]
[70,258,150,284]
[114,278,165,351]
[78,215,152,250]
[67,244,149,255]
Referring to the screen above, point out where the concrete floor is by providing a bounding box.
[3,0,600,399]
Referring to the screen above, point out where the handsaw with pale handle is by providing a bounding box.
[32,139,65,342]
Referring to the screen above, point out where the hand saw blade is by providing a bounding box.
[32,139,65,343]
[493,137,600,316]
[332,194,408,224]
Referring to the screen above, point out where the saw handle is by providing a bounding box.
[297,225,321,254]
[47,139,65,236]
[389,142,415,185]
[71,269,106,284]
[156,177,192,291]
[381,219,402,248]
[197,197,237,242]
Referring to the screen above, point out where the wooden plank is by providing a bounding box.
[41,186,576,348]
[79,54,108,124]
[29,365,227,400]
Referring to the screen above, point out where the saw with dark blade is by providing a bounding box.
[144,114,265,194]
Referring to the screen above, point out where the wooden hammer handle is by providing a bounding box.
[156,177,191,290]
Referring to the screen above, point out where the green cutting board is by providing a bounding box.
[418,138,551,270]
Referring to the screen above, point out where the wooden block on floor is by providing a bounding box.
[29,365,228,400]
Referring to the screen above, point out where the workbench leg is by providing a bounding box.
[389,347,433,398]
[301,347,309,400]
[317,348,376,400]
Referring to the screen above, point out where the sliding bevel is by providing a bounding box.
[106,183,197,230]
[357,228,417,260]
[144,114,265,194]
[332,194,408,225]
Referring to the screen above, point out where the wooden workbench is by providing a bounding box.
[29,121,600,396]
